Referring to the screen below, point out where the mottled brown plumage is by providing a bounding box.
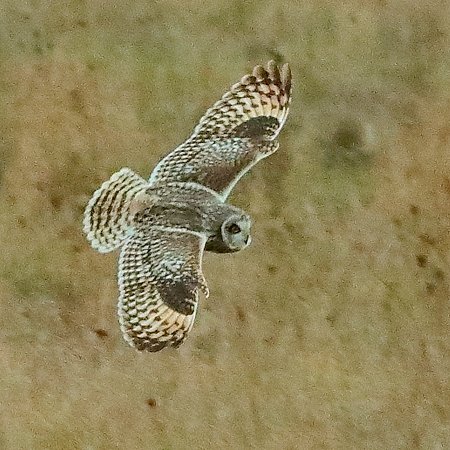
[83,61,292,352]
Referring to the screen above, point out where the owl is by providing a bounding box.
[83,61,292,352]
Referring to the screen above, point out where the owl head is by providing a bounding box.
[206,212,252,253]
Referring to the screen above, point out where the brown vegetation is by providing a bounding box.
[0,0,449,448]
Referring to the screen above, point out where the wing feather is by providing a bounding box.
[149,61,292,199]
[118,226,208,352]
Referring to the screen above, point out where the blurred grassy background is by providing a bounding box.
[0,0,449,448]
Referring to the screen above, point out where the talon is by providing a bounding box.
[201,284,210,298]
[199,277,210,298]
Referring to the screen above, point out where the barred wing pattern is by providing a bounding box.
[193,61,291,139]
[118,226,209,352]
[149,61,292,199]
[83,61,292,353]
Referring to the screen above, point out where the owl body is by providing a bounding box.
[84,61,292,351]
[136,182,252,252]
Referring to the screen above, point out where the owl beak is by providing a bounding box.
[245,236,251,246]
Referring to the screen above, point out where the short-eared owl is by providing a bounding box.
[84,61,292,352]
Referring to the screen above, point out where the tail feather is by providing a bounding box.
[83,168,148,253]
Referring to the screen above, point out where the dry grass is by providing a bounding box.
[1,0,449,448]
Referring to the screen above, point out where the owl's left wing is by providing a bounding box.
[118,226,209,352]
[149,61,292,200]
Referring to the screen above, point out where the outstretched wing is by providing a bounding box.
[149,61,292,200]
[118,226,209,352]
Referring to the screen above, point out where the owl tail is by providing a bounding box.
[83,168,151,253]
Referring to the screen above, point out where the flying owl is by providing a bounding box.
[83,61,292,352]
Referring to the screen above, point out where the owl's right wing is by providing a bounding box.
[118,225,209,352]
[149,61,292,200]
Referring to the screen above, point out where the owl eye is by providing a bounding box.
[227,223,241,234]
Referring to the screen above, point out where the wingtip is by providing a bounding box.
[241,74,257,86]
[264,60,291,93]
[281,62,292,94]
[267,60,281,83]
[252,64,268,80]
